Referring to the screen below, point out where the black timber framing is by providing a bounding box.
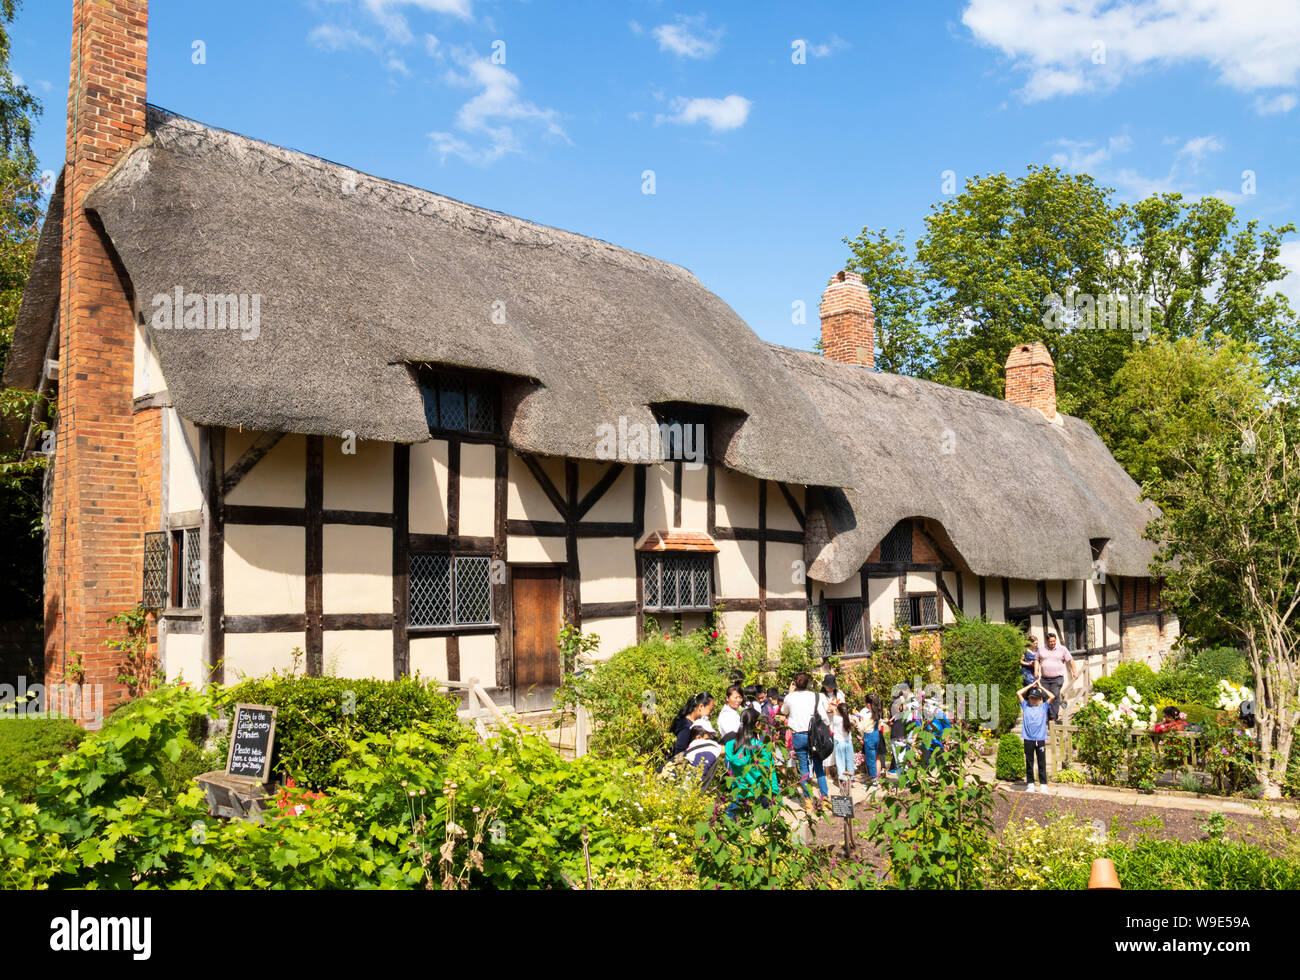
[222,431,285,496]
[200,427,225,686]
[392,444,410,678]
[493,444,511,689]
[757,480,767,642]
[305,436,324,676]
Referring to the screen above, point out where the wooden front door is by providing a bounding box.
[511,566,564,712]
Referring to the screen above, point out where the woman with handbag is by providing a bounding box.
[781,671,832,802]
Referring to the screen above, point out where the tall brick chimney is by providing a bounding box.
[820,270,874,368]
[1004,342,1056,420]
[46,0,150,711]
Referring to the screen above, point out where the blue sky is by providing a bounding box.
[11,0,1300,350]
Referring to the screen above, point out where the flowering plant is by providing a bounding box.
[1215,680,1251,712]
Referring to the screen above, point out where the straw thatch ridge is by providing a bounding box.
[3,170,64,391]
[774,345,1162,582]
[69,107,851,488]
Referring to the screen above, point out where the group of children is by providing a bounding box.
[668,675,956,805]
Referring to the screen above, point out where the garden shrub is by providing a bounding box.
[941,615,1023,734]
[1092,662,1159,702]
[1150,665,1218,707]
[1187,646,1252,686]
[1098,837,1300,890]
[559,630,729,760]
[107,694,222,797]
[0,718,86,802]
[995,732,1025,781]
[979,815,1099,889]
[223,673,472,789]
[840,625,940,712]
[1052,768,1085,784]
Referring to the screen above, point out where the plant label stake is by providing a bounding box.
[831,794,856,857]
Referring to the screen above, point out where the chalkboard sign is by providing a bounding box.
[225,703,277,782]
[830,794,855,819]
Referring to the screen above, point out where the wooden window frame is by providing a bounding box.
[641,553,714,614]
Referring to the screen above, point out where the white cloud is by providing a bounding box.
[362,0,474,44]
[1276,240,1300,302]
[794,35,850,58]
[656,94,752,132]
[1255,92,1298,114]
[429,49,568,164]
[652,15,724,59]
[308,24,382,54]
[1048,133,1133,171]
[1051,131,1232,201]
[962,0,1300,108]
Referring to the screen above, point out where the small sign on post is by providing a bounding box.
[831,794,856,858]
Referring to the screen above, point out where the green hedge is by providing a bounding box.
[222,674,473,789]
[0,718,86,802]
[941,616,1023,734]
[996,732,1026,781]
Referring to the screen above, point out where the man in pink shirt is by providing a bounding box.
[1038,631,1079,722]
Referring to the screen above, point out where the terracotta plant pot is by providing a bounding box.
[1088,857,1121,890]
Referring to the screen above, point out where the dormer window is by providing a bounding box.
[419,371,500,437]
[650,404,710,464]
[880,521,913,564]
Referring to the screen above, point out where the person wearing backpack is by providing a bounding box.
[781,671,832,802]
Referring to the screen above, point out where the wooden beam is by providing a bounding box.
[323,510,392,527]
[714,526,803,544]
[580,601,638,619]
[633,466,646,539]
[223,505,306,526]
[565,460,580,629]
[505,519,635,538]
[447,439,461,537]
[225,614,307,634]
[979,576,987,619]
[864,561,943,574]
[410,533,495,553]
[201,427,225,686]
[777,483,806,530]
[221,431,284,496]
[493,444,511,690]
[956,572,964,612]
[715,597,808,613]
[447,634,460,682]
[575,462,625,521]
[521,454,569,521]
[672,461,683,528]
[393,444,411,678]
[305,436,324,676]
[706,463,716,535]
[1003,577,1011,619]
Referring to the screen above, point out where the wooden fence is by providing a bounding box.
[1046,724,1205,773]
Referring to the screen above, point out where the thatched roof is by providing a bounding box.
[11,107,849,488]
[2,171,63,390]
[775,346,1162,583]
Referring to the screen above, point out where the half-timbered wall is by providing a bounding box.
[155,423,808,700]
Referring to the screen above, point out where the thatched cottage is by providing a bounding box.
[3,1,1176,715]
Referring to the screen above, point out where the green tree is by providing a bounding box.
[841,168,1298,449]
[1150,401,1300,798]
[1093,335,1270,511]
[0,0,47,623]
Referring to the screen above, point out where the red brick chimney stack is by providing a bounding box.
[819,270,875,368]
[46,0,150,710]
[1004,342,1057,420]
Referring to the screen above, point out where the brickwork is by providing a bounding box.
[1121,612,1180,671]
[44,0,151,712]
[819,270,874,367]
[1004,342,1056,419]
